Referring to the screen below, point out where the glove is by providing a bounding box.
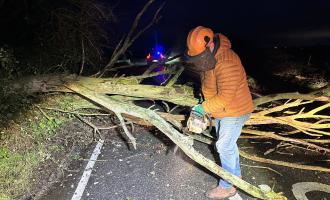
[192,104,205,116]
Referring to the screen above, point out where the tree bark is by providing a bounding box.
[11,74,197,106]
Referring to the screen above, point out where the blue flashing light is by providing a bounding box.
[151,45,164,60]
[147,44,166,62]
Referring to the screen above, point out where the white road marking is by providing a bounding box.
[71,139,104,200]
[229,193,243,200]
[292,182,330,200]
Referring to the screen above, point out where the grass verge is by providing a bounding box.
[0,93,94,199]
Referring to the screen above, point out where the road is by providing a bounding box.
[41,126,330,200]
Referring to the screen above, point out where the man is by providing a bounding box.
[185,26,254,199]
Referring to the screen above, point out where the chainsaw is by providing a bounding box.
[186,110,212,134]
[173,109,212,154]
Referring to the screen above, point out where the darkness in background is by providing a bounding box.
[1,0,330,54]
[125,0,330,57]
[1,0,330,84]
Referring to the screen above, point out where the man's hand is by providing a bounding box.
[192,104,205,116]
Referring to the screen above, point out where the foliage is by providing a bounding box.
[0,94,79,199]
[0,46,19,79]
[40,0,116,75]
[0,150,39,199]
[0,0,116,76]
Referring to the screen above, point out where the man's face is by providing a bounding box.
[184,38,217,72]
[206,41,215,53]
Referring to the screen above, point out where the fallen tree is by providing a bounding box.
[6,65,329,199]
[3,1,329,198]
[65,82,286,199]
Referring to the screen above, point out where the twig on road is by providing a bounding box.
[241,164,283,176]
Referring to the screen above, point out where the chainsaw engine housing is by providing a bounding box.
[187,110,210,134]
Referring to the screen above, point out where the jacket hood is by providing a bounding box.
[218,33,232,52]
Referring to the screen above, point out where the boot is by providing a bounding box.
[205,186,237,199]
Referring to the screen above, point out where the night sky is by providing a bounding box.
[1,0,330,57]
[123,0,330,56]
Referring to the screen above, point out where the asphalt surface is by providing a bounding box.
[41,126,330,200]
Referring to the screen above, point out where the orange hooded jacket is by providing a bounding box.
[201,34,254,118]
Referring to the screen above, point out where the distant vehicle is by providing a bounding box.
[146,44,166,64]
[145,44,170,85]
[115,44,181,85]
